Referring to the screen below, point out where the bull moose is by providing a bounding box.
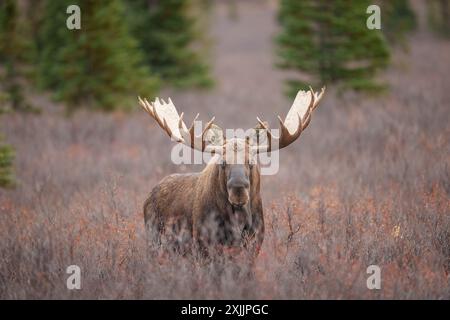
[139,87,324,259]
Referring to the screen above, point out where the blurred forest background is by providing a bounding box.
[0,0,449,299]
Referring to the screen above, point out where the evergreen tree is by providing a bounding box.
[381,0,417,44]
[276,0,390,95]
[37,0,159,111]
[427,0,450,38]
[0,134,14,188]
[126,0,212,88]
[0,0,31,111]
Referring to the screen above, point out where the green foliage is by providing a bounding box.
[427,0,450,38]
[276,0,390,96]
[381,0,417,44]
[0,0,34,63]
[37,0,159,111]
[0,0,32,111]
[0,135,14,188]
[126,0,212,88]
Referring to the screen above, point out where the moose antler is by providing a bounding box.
[138,96,219,152]
[255,87,325,152]
[139,86,324,155]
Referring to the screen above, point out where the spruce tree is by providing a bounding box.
[0,0,31,111]
[427,0,450,38]
[0,135,14,188]
[381,0,417,44]
[277,0,390,95]
[37,0,159,111]
[126,0,212,88]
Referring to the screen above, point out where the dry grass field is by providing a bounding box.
[0,1,449,299]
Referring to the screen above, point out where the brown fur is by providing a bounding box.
[144,158,264,259]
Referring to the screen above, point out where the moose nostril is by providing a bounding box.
[235,187,244,195]
[228,180,249,190]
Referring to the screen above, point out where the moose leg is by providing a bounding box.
[163,217,193,256]
[143,198,163,253]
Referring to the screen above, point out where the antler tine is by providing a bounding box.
[140,96,181,142]
[138,96,150,113]
[311,86,325,111]
[302,86,325,129]
[256,116,268,129]
[178,112,194,146]
[203,116,216,135]
[139,96,154,118]
[188,113,200,134]
[189,116,216,151]
[141,96,222,153]
[178,112,188,132]
[138,96,145,109]
[178,112,184,127]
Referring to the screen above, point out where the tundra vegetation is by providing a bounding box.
[0,1,449,299]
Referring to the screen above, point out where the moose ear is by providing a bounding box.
[204,124,224,146]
